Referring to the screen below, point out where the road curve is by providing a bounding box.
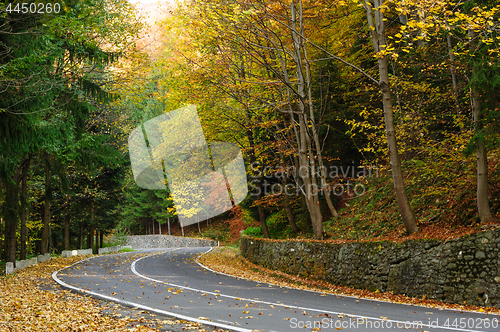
[53,247,500,332]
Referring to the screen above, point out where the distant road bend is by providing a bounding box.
[53,247,500,332]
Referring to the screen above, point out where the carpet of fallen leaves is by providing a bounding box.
[0,256,161,332]
[0,255,225,332]
[199,247,500,316]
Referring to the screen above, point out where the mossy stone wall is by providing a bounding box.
[241,229,500,308]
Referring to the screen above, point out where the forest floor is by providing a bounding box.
[198,246,500,315]
[0,256,228,332]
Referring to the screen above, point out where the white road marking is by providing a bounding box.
[130,247,488,332]
[52,249,253,332]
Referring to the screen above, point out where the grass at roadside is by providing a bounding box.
[199,246,500,315]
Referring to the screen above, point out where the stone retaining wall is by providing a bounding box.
[241,228,500,308]
[126,235,218,249]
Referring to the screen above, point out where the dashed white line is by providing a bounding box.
[52,249,253,332]
[131,247,487,332]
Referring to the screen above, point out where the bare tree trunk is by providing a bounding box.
[257,189,270,238]
[79,225,83,249]
[285,196,299,233]
[446,27,460,115]
[20,166,28,260]
[168,217,171,235]
[468,30,494,224]
[245,124,270,238]
[2,159,30,263]
[291,1,323,239]
[241,53,270,239]
[364,0,418,234]
[279,159,299,233]
[90,224,95,254]
[64,207,70,250]
[159,221,162,235]
[41,153,51,254]
[300,16,338,219]
[99,231,104,250]
[87,228,91,250]
[298,112,323,239]
[0,217,3,261]
[4,180,19,264]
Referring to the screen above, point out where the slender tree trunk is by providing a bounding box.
[4,180,19,264]
[0,217,3,261]
[90,201,96,253]
[298,112,323,239]
[41,153,51,254]
[3,159,30,263]
[446,26,460,115]
[469,30,494,224]
[364,0,418,234]
[64,210,70,250]
[168,217,171,235]
[4,211,10,263]
[236,51,272,239]
[257,190,269,238]
[87,228,91,249]
[90,224,95,254]
[20,167,28,260]
[159,221,162,235]
[280,167,299,232]
[246,126,270,238]
[285,196,298,233]
[290,1,324,239]
[79,225,83,249]
[99,231,103,249]
[300,15,338,219]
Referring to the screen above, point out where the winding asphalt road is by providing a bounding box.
[53,247,500,332]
